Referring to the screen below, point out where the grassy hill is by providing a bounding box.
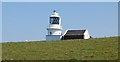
[2,36,118,60]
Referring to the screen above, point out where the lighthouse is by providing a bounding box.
[46,10,62,40]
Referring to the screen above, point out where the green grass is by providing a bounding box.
[2,36,118,60]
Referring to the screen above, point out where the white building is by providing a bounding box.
[46,10,62,40]
[61,29,91,40]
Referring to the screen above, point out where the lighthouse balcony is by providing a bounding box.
[47,24,62,30]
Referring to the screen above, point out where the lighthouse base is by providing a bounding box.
[46,35,62,41]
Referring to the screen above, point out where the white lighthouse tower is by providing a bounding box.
[46,10,62,40]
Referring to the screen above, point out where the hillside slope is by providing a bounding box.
[2,37,118,60]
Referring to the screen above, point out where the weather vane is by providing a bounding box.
[53,10,56,12]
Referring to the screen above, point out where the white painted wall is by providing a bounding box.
[62,30,68,36]
[48,29,62,35]
[46,35,62,40]
[84,30,90,39]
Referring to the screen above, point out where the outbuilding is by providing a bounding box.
[61,29,91,40]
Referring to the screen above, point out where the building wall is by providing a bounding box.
[46,35,62,40]
[48,30,62,35]
[84,30,90,39]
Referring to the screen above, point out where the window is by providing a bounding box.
[50,32,52,35]
[50,18,54,24]
[50,17,59,24]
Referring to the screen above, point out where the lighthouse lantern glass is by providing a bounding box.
[50,17,59,24]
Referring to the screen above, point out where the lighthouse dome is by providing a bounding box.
[50,10,60,17]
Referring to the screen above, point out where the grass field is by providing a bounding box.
[2,36,118,60]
